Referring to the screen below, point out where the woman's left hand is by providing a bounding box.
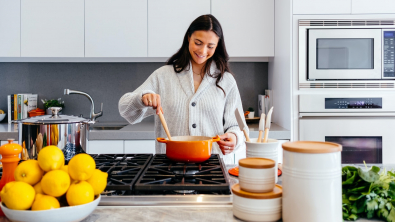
[217,133,237,155]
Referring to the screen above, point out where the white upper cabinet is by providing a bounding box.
[148,0,210,58]
[212,0,274,57]
[352,0,395,14]
[0,1,20,57]
[21,0,84,57]
[85,0,147,57]
[293,0,351,14]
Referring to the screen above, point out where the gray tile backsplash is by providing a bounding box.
[0,62,267,123]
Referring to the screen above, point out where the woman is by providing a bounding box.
[119,14,246,163]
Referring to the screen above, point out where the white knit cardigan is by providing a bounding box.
[118,62,247,164]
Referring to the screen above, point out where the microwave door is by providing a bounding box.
[308,29,382,80]
[299,117,395,164]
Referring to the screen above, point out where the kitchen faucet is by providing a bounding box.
[64,89,103,123]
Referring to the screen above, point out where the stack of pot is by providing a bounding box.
[232,157,282,222]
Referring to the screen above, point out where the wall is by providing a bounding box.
[0,62,268,123]
[268,0,292,132]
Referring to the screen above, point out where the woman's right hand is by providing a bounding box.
[142,93,163,114]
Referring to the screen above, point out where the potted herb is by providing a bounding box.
[247,107,254,118]
[42,98,65,114]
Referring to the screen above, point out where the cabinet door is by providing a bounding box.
[21,0,84,57]
[88,140,124,154]
[352,0,395,14]
[85,0,147,57]
[0,0,20,57]
[124,140,155,154]
[212,0,274,57]
[293,0,351,14]
[148,0,210,57]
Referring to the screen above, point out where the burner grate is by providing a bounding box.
[90,154,152,190]
[134,154,231,194]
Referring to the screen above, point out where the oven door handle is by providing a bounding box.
[299,112,395,117]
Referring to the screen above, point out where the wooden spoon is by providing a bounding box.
[257,113,265,143]
[158,109,172,140]
[262,107,274,143]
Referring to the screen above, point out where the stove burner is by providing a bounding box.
[134,154,231,194]
[90,154,153,191]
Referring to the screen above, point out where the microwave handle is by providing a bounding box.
[299,112,395,117]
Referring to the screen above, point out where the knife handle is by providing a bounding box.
[243,130,250,142]
[263,128,269,143]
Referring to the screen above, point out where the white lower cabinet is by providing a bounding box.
[124,140,155,154]
[88,140,155,154]
[88,140,124,154]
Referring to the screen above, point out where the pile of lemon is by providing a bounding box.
[0,146,108,211]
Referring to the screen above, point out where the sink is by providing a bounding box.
[90,125,127,130]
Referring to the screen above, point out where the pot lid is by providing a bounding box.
[232,184,282,199]
[20,107,88,124]
[282,141,342,154]
[239,158,275,169]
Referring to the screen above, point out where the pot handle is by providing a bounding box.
[211,135,221,142]
[157,137,168,143]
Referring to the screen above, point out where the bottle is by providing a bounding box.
[0,139,22,216]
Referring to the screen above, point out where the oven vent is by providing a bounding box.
[299,20,395,27]
[299,83,395,89]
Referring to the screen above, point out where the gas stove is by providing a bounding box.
[91,154,233,206]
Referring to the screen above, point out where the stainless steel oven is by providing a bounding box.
[299,94,395,164]
[299,20,395,89]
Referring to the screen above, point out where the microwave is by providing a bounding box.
[307,28,395,80]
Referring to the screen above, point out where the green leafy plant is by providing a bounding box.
[342,165,395,221]
[247,107,254,112]
[41,98,65,109]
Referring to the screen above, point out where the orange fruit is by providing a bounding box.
[31,194,60,211]
[37,145,64,172]
[0,181,35,210]
[14,160,44,186]
[68,154,96,181]
[87,169,108,195]
[66,181,94,206]
[41,170,70,197]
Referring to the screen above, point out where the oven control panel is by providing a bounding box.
[325,98,382,109]
[383,31,395,78]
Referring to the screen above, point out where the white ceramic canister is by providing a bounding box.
[246,138,279,183]
[232,183,282,222]
[282,141,342,222]
[239,158,276,193]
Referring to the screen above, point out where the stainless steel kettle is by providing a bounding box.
[18,107,89,162]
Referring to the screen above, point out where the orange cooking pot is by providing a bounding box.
[157,135,221,163]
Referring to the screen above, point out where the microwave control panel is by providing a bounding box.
[325,98,382,109]
[384,31,395,77]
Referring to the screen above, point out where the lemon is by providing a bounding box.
[14,160,44,186]
[68,154,96,181]
[60,165,74,182]
[37,145,64,172]
[41,170,70,197]
[87,169,108,195]
[0,181,35,210]
[34,181,45,195]
[31,194,60,211]
[66,181,94,206]
[0,110,4,114]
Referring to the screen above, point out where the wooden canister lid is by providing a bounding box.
[282,141,342,154]
[238,158,275,169]
[232,184,282,199]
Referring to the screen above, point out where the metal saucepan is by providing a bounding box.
[157,135,221,163]
[18,107,89,162]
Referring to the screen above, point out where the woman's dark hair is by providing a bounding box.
[166,14,231,95]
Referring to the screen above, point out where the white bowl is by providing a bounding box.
[1,195,101,222]
[0,114,6,122]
